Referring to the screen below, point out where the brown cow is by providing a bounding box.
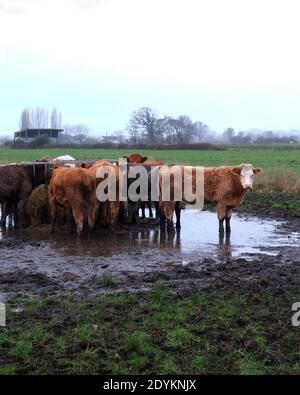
[0,164,51,228]
[123,153,148,164]
[88,160,123,228]
[49,167,97,236]
[24,184,49,227]
[159,163,262,234]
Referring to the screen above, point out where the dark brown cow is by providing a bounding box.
[0,164,51,227]
[159,163,262,234]
[123,154,163,220]
[49,167,97,236]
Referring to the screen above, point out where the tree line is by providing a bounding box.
[2,106,298,147]
[127,107,209,144]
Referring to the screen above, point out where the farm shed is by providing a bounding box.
[14,128,64,143]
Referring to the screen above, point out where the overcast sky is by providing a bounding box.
[1,0,300,135]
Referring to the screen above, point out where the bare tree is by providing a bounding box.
[112,130,126,143]
[19,108,31,129]
[127,107,159,143]
[63,123,89,143]
[50,107,58,129]
[19,107,62,130]
[169,115,195,144]
[222,127,235,142]
[193,121,209,141]
[156,116,177,143]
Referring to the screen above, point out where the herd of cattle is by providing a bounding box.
[0,153,262,236]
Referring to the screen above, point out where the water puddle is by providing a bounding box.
[1,210,298,261]
[1,209,299,300]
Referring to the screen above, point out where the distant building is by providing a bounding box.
[98,135,119,144]
[14,128,64,143]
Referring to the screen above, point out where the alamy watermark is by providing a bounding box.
[291,302,300,327]
[95,159,205,209]
[0,302,5,327]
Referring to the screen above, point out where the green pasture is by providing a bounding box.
[0,147,300,173]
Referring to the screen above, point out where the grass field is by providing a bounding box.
[1,282,299,375]
[1,147,300,173]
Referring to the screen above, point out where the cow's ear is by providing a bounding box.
[80,163,86,168]
[231,166,242,175]
[141,156,148,163]
[254,167,262,174]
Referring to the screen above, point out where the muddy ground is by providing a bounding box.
[0,192,299,301]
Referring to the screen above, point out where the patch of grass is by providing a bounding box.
[8,339,33,359]
[0,365,16,375]
[166,328,193,350]
[1,285,300,374]
[193,355,206,374]
[240,358,266,375]
[100,276,115,288]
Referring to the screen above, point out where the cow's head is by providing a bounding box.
[124,153,148,163]
[231,164,262,190]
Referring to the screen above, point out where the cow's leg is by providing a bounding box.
[127,202,137,224]
[72,206,84,236]
[0,203,6,227]
[87,200,97,235]
[217,202,227,234]
[49,197,57,234]
[147,201,153,218]
[162,201,176,234]
[225,207,233,234]
[118,202,126,224]
[64,207,75,233]
[109,201,120,230]
[141,201,146,219]
[159,202,166,230]
[11,203,19,228]
[17,200,25,228]
[154,202,160,219]
[175,201,182,230]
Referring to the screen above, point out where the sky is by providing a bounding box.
[1,0,300,136]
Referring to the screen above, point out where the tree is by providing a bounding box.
[19,109,30,129]
[127,107,159,143]
[193,121,209,141]
[63,123,89,144]
[112,130,126,144]
[156,116,177,143]
[50,107,62,129]
[19,107,61,129]
[222,127,235,143]
[169,115,195,144]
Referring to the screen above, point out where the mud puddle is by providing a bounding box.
[0,210,299,300]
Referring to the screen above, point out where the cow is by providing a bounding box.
[158,163,262,234]
[35,155,53,162]
[122,153,163,221]
[24,184,49,228]
[0,164,52,228]
[49,167,97,236]
[123,153,148,164]
[87,160,123,229]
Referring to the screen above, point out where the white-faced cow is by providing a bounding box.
[159,163,262,234]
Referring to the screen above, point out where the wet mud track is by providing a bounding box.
[0,192,300,301]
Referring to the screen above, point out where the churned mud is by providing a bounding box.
[0,192,300,301]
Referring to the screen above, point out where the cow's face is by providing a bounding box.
[232,164,262,190]
[124,154,148,164]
